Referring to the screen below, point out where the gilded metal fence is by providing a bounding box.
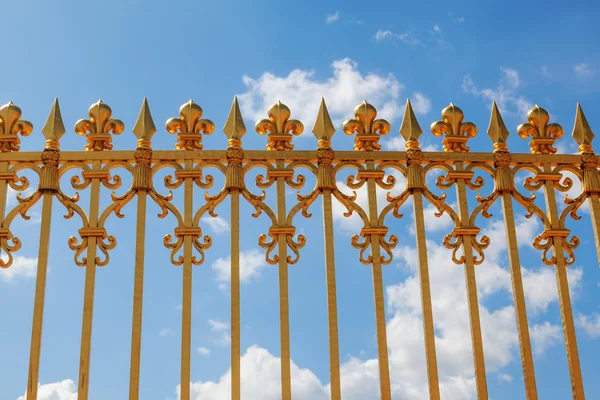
[0,96,594,400]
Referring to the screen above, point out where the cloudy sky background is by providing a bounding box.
[1,0,600,399]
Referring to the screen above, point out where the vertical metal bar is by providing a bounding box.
[501,192,538,399]
[541,163,585,399]
[454,163,488,399]
[128,190,147,400]
[365,161,391,400]
[587,193,600,266]
[231,187,241,400]
[181,160,193,400]
[26,192,53,400]
[322,188,341,400]
[275,160,292,400]
[412,189,440,400]
[78,159,101,400]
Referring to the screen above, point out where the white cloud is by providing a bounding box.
[576,312,600,338]
[433,25,441,33]
[159,328,174,337]
[202,215,230,234]
[410,92,432,115]
[497,373,512,383]
[574,63,594,80]
[237,58,405,129]
[463,68,533,118]
[530,322,561,356]
[0,255,38,282]
[456,17,465,23]
[211,249,270,289]
[374,29,424,47]
[197,346,211,356]
[18,379,77,400]
[209,319,231,346]
[374,29,394,42]
[326,11,340,24]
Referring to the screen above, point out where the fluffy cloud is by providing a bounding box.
[237,59,429,130]
[0,256,38,282]
[374,29,424,47]
[211,249,270,289]
[576,312,600,338]
[18,379,77,400]
[209,319,231,346]
[201,215,230,235]
[325,12,340,24]
[463,68,533,118]
[574,63,594,80]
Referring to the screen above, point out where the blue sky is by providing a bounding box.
[1,0,600,399]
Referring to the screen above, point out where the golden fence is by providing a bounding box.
[0,96,595,400]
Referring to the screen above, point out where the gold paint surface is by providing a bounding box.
[2,97,594,400]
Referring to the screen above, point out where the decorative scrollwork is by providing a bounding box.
[533,229,580,266]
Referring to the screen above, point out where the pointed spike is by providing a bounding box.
[312,98,335,143]
[223,96,247,141]
[132,97,157,147]
[399,99,422,143]
[42,97,66,149]
[572,103,594,147]
[487,101,510,145]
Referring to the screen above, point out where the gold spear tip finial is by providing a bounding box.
[399,98,422,146]
[312,97,335,146]
[572,103,594,149]
[487,101,510,148]
[223,96,247,144]
[41,97,66,150]
[132,97,157,148]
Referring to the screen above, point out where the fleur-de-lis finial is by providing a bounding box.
[487,101,510,150]
[0,101,33,152]
[399,99,422,149]
[223,96,247,148]
[41,98,65,151]
[312,98,336,148]
[75,100,124,151]
[572,103,594,152]
[255,100,304,151]
[430,103,477,152]
[517,104,564,154]
[166,99,215,150]
[343,100,391,151]
[132,97,157,149]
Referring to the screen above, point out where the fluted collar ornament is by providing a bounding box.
[572,104,599,194]
[132,98,157,190]
[487,102,513,192]
[399,99,425,189]
[343,100,390,151]
[0,101,33,152]
[256,100,304,151]
[223,97,246,189]
[166,100,215,150]
[75,100,124,151]
[40,98,65,191]
[430,103,477,152]
[517,104,564,154]
[313,98,336,190]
